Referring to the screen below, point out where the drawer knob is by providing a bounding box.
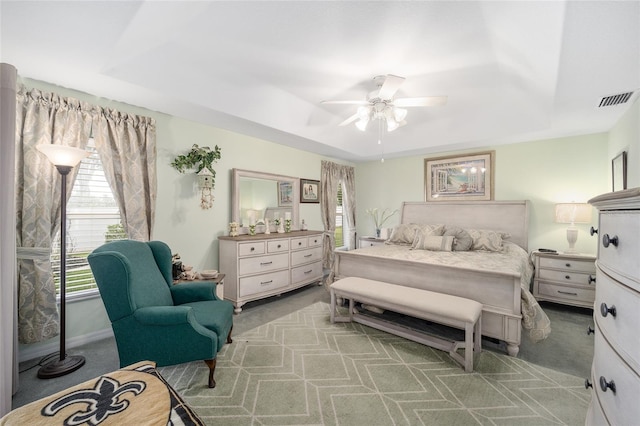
[590,226,598,236]
[588,275,596,284]
[277,244,281,248]
[250,247,255,251]
[585,379,593,389]
[600,302,617,318]
[587,326,595,335]
[564,275,571,280]
[602,234,618,248]
[298,242,302,246]
[565,263,571,268]
[599,376,616,393]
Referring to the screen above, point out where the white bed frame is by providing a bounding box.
[333,200,530,356]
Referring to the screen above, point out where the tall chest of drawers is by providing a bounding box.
[587,188,640,425]
[219,230,324,313]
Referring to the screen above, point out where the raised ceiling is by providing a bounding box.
[1,1,638,162]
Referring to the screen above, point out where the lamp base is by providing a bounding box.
[37,355,85,379]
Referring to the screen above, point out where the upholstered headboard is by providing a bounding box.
[400,200,530,250]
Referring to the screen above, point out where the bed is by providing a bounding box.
[332,200,550,356]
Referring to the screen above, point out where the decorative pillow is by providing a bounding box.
[466,229,509,252]
[386,224,418,245]
[387,224,444,245]
[442,226,473,251]
[411,235,454,251]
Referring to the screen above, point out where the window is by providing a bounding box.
[51,139,126,298]
[335,184,344,248]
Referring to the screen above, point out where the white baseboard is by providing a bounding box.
[19,328,114,364]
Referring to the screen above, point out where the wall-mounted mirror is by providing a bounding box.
[231,169,299,233]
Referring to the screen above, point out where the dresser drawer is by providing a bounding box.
[586,392,609,426]
[538,282,595,304]
[598,211,640,289]
[267,239,289,253]
[594,269,640,373]
[291,247,322,267]
[291,261,323,285]
[239,253,288,275]
[538,269,595,286]
[539,256,596,273]
[307,235,322,248]
[239,270,289,297]
[592,329,640,426]
[238,241,265,257]
[291,237,308,250]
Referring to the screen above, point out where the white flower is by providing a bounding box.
[366,207,398,229]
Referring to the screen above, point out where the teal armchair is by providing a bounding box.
[87,240,233,388]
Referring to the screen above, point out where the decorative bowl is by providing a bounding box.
[200,269,218,279]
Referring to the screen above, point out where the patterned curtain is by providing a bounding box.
[15,88,92,344]
[320,161,356,287]
[93,109,156,241]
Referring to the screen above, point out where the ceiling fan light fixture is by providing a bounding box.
[387,119,399,132]
[393,107,407,122]
[355,118,369,131]
[357,106,371,120]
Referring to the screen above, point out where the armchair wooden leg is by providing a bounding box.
[204,359,216,388]
[227,326,233,344]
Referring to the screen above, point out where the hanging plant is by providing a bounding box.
[170,144,222,186]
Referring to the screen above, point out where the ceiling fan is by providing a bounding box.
[321,74,447,132]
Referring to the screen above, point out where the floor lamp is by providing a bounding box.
[36,144,88,379]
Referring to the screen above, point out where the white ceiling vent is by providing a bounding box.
[598,91,634,107]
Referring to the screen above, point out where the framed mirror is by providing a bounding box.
[231,169,300,234]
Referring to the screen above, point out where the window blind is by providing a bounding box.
[51,139,125,296]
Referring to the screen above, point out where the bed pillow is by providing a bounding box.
[387,224,444,245]
[411,235,454,251]
[442,226,473,251]
[466,229,509,252]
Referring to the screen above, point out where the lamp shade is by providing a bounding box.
[554,203,592,224]
[37,144,88,167]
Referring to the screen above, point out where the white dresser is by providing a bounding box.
[219,231,324,313]
[587,188,640,425]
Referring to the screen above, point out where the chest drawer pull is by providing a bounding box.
[558,290,578,296]
[588,275,596,284]
[602,234,618,248]
[599,376,616,393]
[600,302,617,318]
[590,226,598,236]
[587,326,595,335]
[585,379,593,389]
[260,261,273,266]
[260,280,273,286]
[304,254,313,258]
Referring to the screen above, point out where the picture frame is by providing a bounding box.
[278,181,293,206]
[424,151,495,201]
[300,178,320,203]
[612,151,627,192]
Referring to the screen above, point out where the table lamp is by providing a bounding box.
[554,203,592,254]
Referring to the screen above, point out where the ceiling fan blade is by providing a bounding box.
[321,100,369,105]
[394,96,448,107]
[377,74,405,100]
[339,113,360,126]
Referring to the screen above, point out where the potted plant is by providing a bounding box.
[170,144,222,186]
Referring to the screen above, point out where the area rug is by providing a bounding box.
[159,302,589,426]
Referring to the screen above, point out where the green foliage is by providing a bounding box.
[105,222,127,242]
[170,144,222,179]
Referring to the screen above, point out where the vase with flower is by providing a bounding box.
[366,207,398,238]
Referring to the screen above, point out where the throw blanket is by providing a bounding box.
[0,361,203,426]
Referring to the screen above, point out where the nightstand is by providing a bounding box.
[532,251,596,308]
[358,236,386,248]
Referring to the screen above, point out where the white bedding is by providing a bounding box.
[342,242,551,342]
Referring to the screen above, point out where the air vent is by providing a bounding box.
[598,91,634,107]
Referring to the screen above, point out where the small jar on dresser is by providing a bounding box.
[532,251,596,308]
[218,230,324,314]
[586,188,640,425]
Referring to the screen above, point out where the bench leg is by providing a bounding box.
[330,289,336,323]
[464,322,473,372]
[474,316,482,354]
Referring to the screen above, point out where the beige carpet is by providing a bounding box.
[160,302,590,426]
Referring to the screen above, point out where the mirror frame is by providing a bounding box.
[231,168,300,234]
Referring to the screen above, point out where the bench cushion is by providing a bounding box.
[331,277,482,324]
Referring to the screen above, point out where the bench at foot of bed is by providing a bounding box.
[330,276,482,372]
